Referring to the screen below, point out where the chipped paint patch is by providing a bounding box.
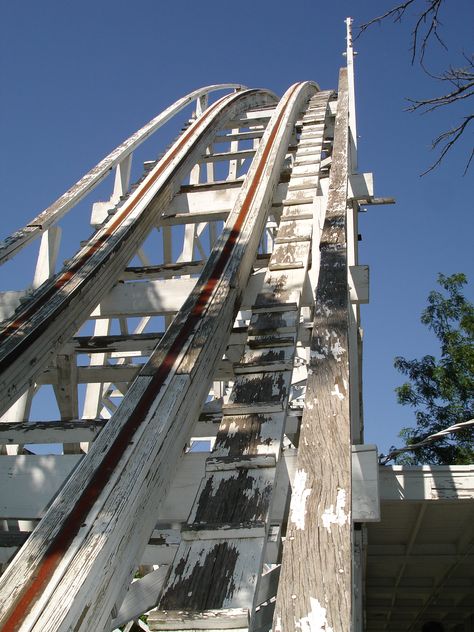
[321,488,350,532]
[290,469,311,529]
[295,597,334,632]
[330,337,345,361]
[226,421,239,438]
[330,382,345,400]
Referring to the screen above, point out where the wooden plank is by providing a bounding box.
[280,204,313,220]
[268,241,310,271]
[248,310,298,335]
[275,217,313,244]
[288,176,320,192]
[205,454,276,471]
[0,84,246,265]
[235,346,294,373]
[160,209,229,225]
[0,86,295,632]
[252,269,306,311]
[213,412,286,457]
[223,371,291,415]
[149,606,249,630]
[91,278,197,318]
[273,71,351,632]
[185,467,276,526]
[153,86,326,628]
[203,149,255,163]
[163,185,240,216]
[112,566,169,629]
[157,538,265,613]
[0,90,274,418]
[349,264,369,304]
[0,420,105,445]
[246,332,296,350]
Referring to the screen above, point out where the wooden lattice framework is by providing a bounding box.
[0,20,384,632]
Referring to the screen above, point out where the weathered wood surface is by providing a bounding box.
[149,607,249,630]
[0,420,105,445]
[0,84,247,266]
[273,69,351,631]
[0,84,307,632]
[213,413,286,458]
[0,88,276,418]
[154,88,332,631]
[224,371,292,415]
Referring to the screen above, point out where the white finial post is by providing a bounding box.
[345,17,358,171]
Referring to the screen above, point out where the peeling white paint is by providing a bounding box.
[330,383,345,400]
[321,488,350,532]
[226,421,239,438]
[330,339,345,361]
[290,469,311,530]
[295,597,334,632]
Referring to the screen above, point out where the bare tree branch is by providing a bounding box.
[422,115,474,175]
[356,1,473,173]
[356,0,445,65]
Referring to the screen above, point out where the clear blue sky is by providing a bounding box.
[0,0,473,454]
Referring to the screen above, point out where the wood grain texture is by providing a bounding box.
[274,70,352,632]
[156,87,331,629]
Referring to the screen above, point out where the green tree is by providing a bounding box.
[392,273,474,464]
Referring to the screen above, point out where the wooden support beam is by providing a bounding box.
[154,87,331,632]
[0,420,106,445]
[274,69,352,632]
[0,84,247,266]
[0,85,289,632]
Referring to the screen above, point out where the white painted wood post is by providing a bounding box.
[32,226,62,289]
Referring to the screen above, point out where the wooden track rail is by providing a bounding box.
[0,64,367,631]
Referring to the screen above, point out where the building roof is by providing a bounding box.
[365,466,474,631]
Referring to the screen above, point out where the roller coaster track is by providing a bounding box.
[0,68,362,632]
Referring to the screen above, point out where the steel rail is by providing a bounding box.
[0,83,245,266]
[0,88,277,416]
[0,81,318,632]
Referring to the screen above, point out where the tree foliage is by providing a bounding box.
[357,1,473,174]
[393,273,474,464]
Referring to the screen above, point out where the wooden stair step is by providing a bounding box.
[253,268,306,311]
[246,333,297,349]
[181,521,266,540]
[213,412,286,457]
[280,188,317,206]
[280,205,313,220]
[234,345,295,373]
[287,175,319,191]
[268,241,311,271]
[248,310,298,335]
[274,222,312,244]
[223,371,291,414]
[205,454,276,471]
[291,163,320,177]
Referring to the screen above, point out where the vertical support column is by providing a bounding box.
[32,226,62,289]
[345,17,357,171]
[196,94,208,117]
[82,318,111,423]
[346,15,364,444]
[111,154,132,204]
[274,69,351,631]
